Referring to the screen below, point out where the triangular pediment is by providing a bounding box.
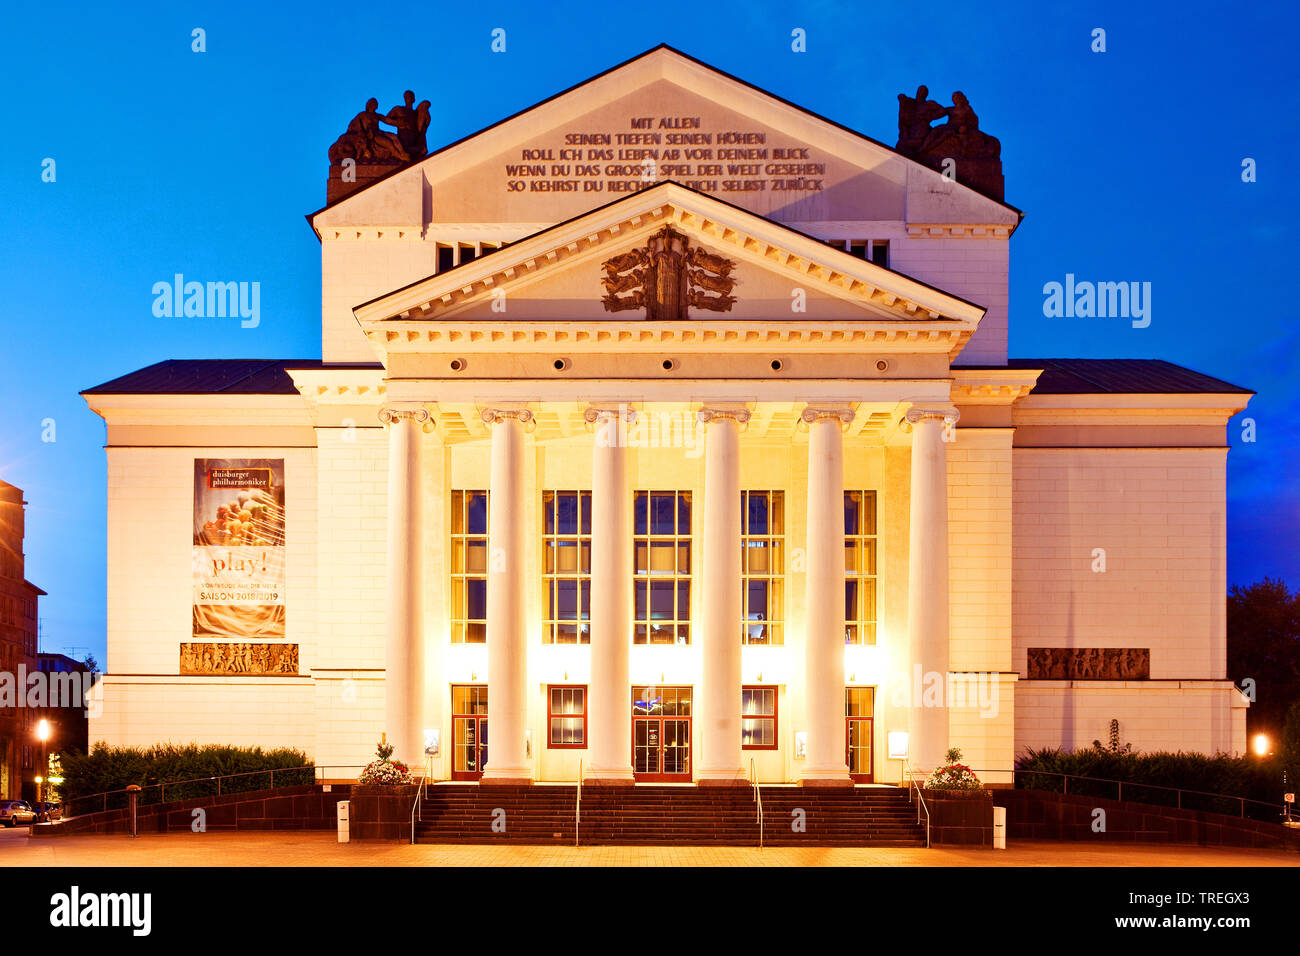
[354,182,985,344]
[312,45,1019,233]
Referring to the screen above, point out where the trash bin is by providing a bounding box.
[337,800,350,844]
[992,805,1006,849]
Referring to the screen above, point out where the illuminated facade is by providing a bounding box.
[83,47,1250,785]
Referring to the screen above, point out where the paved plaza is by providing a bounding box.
[0,828,1295,867]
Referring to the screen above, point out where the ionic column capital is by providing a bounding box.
[583,404,638,425]
[696,407,751,426]
[799,406,854,430]
[480,406,535,426]
[378,404,433,427]
[901,405,960,431]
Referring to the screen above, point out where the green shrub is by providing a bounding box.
[61,743,313,814]
[1017,747,1287,821]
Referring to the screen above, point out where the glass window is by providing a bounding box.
[741,685,778,750]
[634,492,691,644]
[741,491,784,645]
[547,685,587,748]
[844,491,878,645]
[543,491,591,644]
[451,490,488,643]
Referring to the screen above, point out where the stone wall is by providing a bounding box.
[32,784,351,837]
[994,789,1300,850]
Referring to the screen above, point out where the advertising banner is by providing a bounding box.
[192,459,286,639]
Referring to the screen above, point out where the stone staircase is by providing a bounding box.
[415,784,926,847]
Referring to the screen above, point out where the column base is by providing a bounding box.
[697,777,749,788]
[799,771,854,788]
[480,770,533,786]
[583,769,636,786]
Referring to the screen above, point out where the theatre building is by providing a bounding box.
[83,47,1251,786]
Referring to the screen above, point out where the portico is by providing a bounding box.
[375,388,962,786]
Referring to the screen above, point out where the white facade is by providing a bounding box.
[84,48,1249,785]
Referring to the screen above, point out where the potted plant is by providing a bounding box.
[923,748,993,845]
[349,740,419,840]
[358,740,413,786]
[924,748,989,798]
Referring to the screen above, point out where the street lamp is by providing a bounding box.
[35,719,51,804]
[1252,733,1271,758]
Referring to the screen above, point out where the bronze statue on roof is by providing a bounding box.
[327,91,432,202]
[896,87,1004,200]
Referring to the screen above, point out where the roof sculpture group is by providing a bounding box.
[894,86,1004,200]
[326,91,431,202]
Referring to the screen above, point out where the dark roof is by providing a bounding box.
[81,360,381,396]
[307,43,1024,227]
[85,357,1252,398]
[980,359,1253,395]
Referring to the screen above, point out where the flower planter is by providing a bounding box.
[348,784,418,841]
[925,790,994,847]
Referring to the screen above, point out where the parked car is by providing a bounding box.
[0,800,37,827]
[32,801,62,822]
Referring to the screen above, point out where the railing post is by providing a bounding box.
[1063,774,1068,796]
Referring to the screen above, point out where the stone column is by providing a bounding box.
[904,406,958,772]
[696,407,749,785]
[584,406,636,785]
[380,404,431,767]
[800,407,855,786]
[481,407,533,784]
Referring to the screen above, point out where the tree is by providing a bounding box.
[1227,578,1300,740]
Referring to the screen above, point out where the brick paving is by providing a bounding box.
[0,829,1296,867]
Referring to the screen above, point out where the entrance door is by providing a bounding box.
[845,686,875,783]
[451,685,488,781]
[632,685,692,781]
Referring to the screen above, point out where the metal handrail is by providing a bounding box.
[750,757,764,849]
[997,767,1286,820]
[62,764,367,817]
[575,759,582,847]
[903,759,931,848]
[409,773,426,845]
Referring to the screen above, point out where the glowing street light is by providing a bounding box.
[1252,733,1271,757]
[35,719,52,804]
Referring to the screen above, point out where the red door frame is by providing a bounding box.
[451,684,488,781]
[631,685,693,782]
[845,717,874,783]
[845,686,876,783]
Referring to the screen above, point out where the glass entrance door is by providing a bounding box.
[451,685,488,780]
[845,686,875,783]
[632,685,692,781]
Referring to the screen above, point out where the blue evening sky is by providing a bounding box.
[0,1,1295,665]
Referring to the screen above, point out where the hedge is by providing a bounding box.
[1016,747,1292,822]
[61,743,314,814]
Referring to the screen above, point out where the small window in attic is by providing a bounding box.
[437,245,455,273]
